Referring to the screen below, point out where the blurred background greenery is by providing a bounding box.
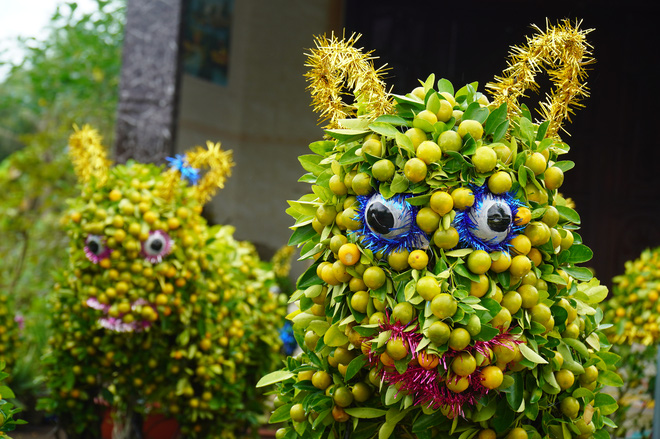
[0,0,126,418]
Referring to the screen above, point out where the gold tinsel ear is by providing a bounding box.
[305,32,393,130]
[68,124,112,185]
[189,141,235,204]
[486,19,594,138]
[161,141,234,204]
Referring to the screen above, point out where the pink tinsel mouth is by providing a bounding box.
[363,314,517,418]
[86,297,156,333]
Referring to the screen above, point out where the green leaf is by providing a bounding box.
[369,122,401,138]
[556,206,581,224]
[339,144,366,166]
[504,373,524,412]
[471,397,497,422]
[561,266,593,282]
[563,338,590,358]
[392,94,425,110]
[462,102,489,123]
[584,285,608,304]
[594,393,618,415]
[598,370,623,387]
[453,263,480,282]
[565,245,593,264]
[288,224,317,246]
[395,132,415,156]
[492,398,515,433]
[492,120,510,143]
[256,371,295,388]
[324,128,369,143]
[0,385,15,399]
[484,103,507,135]
[426,93,441,114]
[437,79,454,95]
[553,160,575,172]
[269,403,293,423]
[519,343,548,364]
[390,173,409,194]
[406,194,432,206]
[309,140,336,155]
[324,323,349,347]
[298,154,326,176]
[572,387,594,401]
[344,407,387,419]
[373,115,408,126]
[345,355,368,381]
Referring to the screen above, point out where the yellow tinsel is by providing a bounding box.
[305,32,393,130]
[68,124,112,185]
[486,19,594,139]
[272,245,295,279]
[186,141,234,204]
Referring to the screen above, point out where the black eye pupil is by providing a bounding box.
[366,202,394,235]
[487,204,511,233]
[150,240,163,251]
[89,241,100,254]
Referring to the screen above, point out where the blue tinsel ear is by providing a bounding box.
[279,321,298,356]
[453,185,524,253]
[166,154,201,185]
[351,193,429,255]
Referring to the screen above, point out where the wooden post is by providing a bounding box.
[114,0,184,163]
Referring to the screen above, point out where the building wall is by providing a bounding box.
[177,0,342,277]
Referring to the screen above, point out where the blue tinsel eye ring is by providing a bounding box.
[354,193,429,254]
[453,186,524,253]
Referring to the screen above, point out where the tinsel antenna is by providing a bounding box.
[68,124,112,186]
[305,32,393,130]
[486,19,595,139]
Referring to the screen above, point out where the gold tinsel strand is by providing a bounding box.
[68,124,111,185]
[305,32,393,130]
[486,19,594,139]
[186,141,235,204]
[272,245,295,279]
[159,167,182,202]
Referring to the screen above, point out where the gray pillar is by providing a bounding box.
[114,0,184,163]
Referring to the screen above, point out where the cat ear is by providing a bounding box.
[68,124,112,185]
[306,32,393,130]
[162,141,234,205]
[487,20,594,138]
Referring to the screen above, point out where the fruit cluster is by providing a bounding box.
[42,126,288,439]
[603,247,660,346]
[260,30,620,439]
[601,247,660,437]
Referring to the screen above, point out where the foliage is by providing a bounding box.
[601,247,660,438]
[40,130,290,438]
[259,71,620,439]
[1,361,27,438]
[0,0,125,408]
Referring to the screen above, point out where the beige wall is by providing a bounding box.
[176,0,341,277]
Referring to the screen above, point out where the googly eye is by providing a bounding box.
[454,186,524,252]
[84,235,112,264]
[141,230,172,263]
[355,193,428,254]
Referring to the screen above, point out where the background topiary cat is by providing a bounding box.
[259,21,621,439]
[43,126,288,439]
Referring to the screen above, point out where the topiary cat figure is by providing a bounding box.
[259,21,620,439]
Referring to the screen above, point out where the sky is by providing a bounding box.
[0,0,97,79]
